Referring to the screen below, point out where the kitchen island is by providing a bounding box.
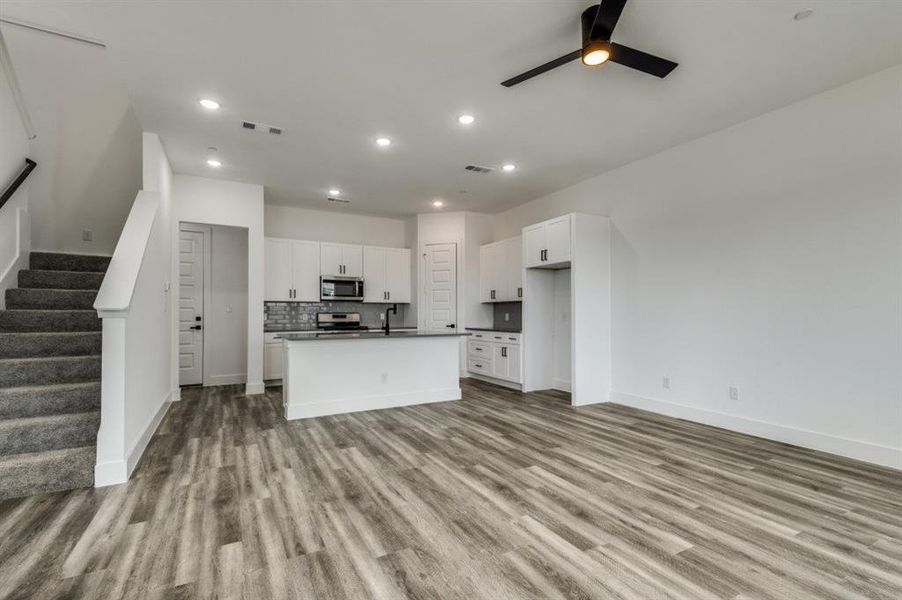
[280,330,469,419]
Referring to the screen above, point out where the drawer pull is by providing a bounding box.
[475,363,483,368]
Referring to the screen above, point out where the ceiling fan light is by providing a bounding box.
[582,40,611,66]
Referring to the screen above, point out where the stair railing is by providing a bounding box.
[0,158,36,212]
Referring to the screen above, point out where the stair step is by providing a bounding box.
[0,411,100,456]
[18,270,104,291]
[0,446,95,500]
[0,332,102,359]
[0,382,101,419]
[5,288,97,310]
[0,309,101,333]
[0,355,101,387]
[29,252,111,273]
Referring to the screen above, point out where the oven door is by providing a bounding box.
[321,277,364,301]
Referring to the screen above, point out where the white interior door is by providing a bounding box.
[422,243,457,330]
[179,228,205,386]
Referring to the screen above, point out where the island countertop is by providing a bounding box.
[279,330,471,342]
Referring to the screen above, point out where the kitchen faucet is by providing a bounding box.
[383,304,398,335]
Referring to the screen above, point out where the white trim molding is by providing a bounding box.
[611,391,902,470]
[95,389,173,487]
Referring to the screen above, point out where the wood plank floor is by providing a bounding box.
[1,379,900,600]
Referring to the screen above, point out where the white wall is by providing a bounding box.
[0,31,30,309]
[2,23,141,255]
[552,269,571,392]
[205,224,248,385]
[495,65,902,468]
[172,175,265,395]
[94,132,173,486]
[265,204,408,247]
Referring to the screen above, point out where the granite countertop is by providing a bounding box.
[264,325,317,333]
[465,327,522,334]
[279,330,471,342]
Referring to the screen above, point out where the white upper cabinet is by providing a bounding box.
[321,243,363,277]
[545,216,572,264]
[479,236,522,303]
[385,248,411,303]
[523,215,571,268]
[342,244,363,277]
[363,246,411,303]
[363,246,387,302]
[265,237,321,301]
[265,238,292,301]
[290,240,321,301]
[504,236,523,301]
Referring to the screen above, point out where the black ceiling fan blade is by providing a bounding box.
[589,0,628,41]
[501,49,582,87]
[610,43,678,78]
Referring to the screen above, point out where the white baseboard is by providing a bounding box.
[465,374,523,391]
[94,389,174,487]
[611,391,902,470]
[205,373,247,386]
[285,387,460,420]
[245,381,265,395]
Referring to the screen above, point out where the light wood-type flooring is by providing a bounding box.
[1,380,900,599]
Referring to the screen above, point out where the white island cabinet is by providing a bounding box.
[282,331,468,419]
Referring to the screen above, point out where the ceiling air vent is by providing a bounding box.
[241,120,284,135]
[327,197,350,204]
[465,164,494,174]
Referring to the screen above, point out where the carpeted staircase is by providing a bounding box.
[0,252,109,500]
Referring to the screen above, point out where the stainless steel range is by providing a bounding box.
[316,312,370,332]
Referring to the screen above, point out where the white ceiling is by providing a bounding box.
[2,1,901,217]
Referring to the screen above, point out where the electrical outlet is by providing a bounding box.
[380,313,385,320]
[82,229,93,242]
[504,313,510,321]
[662,376,671,390]
[729,386,740,401]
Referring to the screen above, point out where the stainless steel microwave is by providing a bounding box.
[321,276,364,302]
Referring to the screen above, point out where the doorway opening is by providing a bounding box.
[178,222,248,387]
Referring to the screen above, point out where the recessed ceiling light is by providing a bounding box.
[375,137,392,147]
[199,98,220,110]
[458,114,475,125]
[432,199,444,207]
[206,158,222,168]
[502,163,516,172]
[793,9,813,20]
[328,189,341,196]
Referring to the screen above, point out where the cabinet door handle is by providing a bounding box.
[387,291,390,301]
[517,287,522,298]
[475,363,483,368]
[501,346,507,358]
[490,290,495,300]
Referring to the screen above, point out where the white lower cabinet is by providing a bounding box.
[466,331,521,384]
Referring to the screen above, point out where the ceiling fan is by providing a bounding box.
[501,0,678,87]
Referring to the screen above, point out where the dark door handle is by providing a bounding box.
[190,325,202,330]
[446,324,456,328]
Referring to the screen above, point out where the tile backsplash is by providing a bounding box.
[492,302,522,331]
[264,301,410,331]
